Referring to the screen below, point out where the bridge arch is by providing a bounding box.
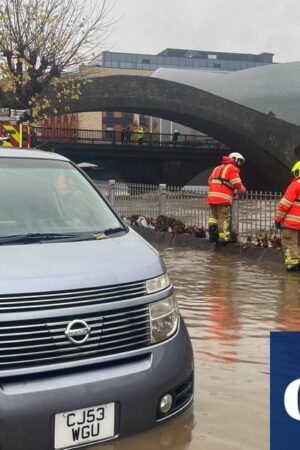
[51,75,300,189]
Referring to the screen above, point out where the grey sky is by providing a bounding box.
[107,0,299,62]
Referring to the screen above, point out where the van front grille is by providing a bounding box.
[0,281,147,312]
[0,304,151,371]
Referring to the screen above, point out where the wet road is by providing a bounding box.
[92,247,300,450]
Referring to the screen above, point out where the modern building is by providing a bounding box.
[96,49,274,72]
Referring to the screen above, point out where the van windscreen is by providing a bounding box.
[0,157,122,237]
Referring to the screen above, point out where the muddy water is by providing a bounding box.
[92,247,300,450]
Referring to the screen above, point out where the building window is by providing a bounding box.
[213,63,221,68]
[114,112,122,118]
[208,54,217,59]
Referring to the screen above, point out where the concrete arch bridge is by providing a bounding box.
[47,74,300,190]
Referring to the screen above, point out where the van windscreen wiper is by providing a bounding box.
[0,228,128,245]
[103,226,127,235]
[0,233,80,245]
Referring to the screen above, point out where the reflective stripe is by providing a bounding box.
[285,256,300,267]
[223,220,230,233]
[208,192,233,201]
[285,214,300,222]
[221,165,232,178]
[219,231,230,241]
[212,164,232,180]
[276,211,286,217]
[208,217,218,225]
[231,177,241,185]
[211,166,222,178]
[211,178,233,190]
[211,179,223,185]
[281,198,293,207]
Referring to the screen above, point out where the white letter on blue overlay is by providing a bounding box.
[284,379,300,420]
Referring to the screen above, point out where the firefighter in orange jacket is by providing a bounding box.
[207,152,246,242]
[275,161,300,271]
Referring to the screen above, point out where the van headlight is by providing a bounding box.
[146,273,170,294]
[149,295,179,343]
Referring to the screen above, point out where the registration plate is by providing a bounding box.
[54,402,115,449]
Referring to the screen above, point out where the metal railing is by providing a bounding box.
[235,191,282,236]
[34,127,228,149]
[97,181,282,238]
[100,181,160,218]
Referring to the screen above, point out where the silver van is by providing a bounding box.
[0,149,194,450]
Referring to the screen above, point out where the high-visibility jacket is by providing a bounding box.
[207,156,246,205]
[275,177,300,229]
[137,127,144,138]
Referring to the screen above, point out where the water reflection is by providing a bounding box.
[276,272,300,331]
[201,259,241,364]
[96,412,195,450]
[92,246,298,450]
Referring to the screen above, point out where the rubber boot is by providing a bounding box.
[285,255,300,271]
[208,225,218,242]
[218,230,231,243]
[230,231,238,243]
[286,264,300,271]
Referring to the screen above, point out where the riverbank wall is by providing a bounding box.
[133,226,284,266]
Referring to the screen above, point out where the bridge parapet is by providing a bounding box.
[35,127,228,150]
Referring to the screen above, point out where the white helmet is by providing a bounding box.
[229,152,245,166]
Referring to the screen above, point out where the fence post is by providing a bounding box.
[159,184,166,216]
[108,180,115,206]
[231,194,239,235]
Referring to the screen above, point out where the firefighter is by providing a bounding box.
[207,152,246,243]
[275,161,300,271]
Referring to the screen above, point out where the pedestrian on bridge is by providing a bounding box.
[121,127,126,145]
[137,126,144,146]
[207,152,246,243]
[275,161,300,271]
[125,125,132,144]
[172,129,180,146]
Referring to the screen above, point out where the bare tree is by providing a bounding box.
[0,0,114,116]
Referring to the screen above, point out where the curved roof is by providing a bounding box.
[152,62,300,126]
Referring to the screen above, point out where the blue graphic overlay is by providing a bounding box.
[271,332,300,449]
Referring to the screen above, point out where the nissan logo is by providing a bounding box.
[65,319,91,345]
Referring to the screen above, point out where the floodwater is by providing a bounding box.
[91,247,300,450]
